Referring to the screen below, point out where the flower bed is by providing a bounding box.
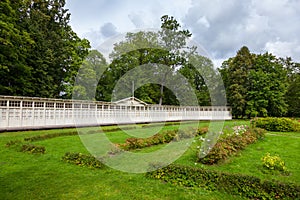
[117,127,208,150]
[198,127,266,165]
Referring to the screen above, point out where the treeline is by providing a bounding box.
[77,32,300,118]
[1,1,299,117]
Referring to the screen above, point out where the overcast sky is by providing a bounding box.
[65,0,300,66]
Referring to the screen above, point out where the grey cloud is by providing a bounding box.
[183,0,300,61]
[82,22,118,48]
[100,22,118,37]
[184,0,251,58]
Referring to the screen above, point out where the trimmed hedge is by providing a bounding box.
[198,128,266,165]
[118,127,208,150]
[251,117,300,132]
[62,152,105,169]
[146,164,300,200]
[24,131,78,142]
[23,122,202,142]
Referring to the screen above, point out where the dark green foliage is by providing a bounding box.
[247,53,288,117]
[62,152,105,169]
[284,60,300,117]
[198,128,266,165]
[21,144,45,154]
[179,56,212,106]
[286,74,300,117]
[219,47,289,118]
[251,117,300,132]
[0,0,34,95]
[0,0,90,98]
[146,164,300,200]
[219,46,253,118]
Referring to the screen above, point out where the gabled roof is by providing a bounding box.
[113,97,148,106]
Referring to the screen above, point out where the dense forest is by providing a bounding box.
[1,0,299,117]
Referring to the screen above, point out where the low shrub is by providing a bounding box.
[261,153,289,174]
[251,117,300,132]
[21,144,46,154]
[197,127,208,135]
[119,127,208,150]
[5,139,23,147]
[62,152,105,169]
[146,164,300,200]
[198,127,266,165]
[6,140,46,154]
[24,131,78,142]
[119,130,177,150]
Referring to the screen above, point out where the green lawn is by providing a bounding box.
[174,131,300,184]
[0,120,298,199]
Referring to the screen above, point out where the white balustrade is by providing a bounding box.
[0,95,231,131]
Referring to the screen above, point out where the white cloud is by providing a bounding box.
[182,0,300,61]
[264,40,300,59]
[66,0,300,62]
[197,16,210,28]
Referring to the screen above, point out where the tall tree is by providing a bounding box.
[98,15,196,105]
[281,58,300,116]
[0,0,34,95]
[23,0,90,98]
[72,50,107,100]
[219,46,253,118]
[0,0,90,98]
[156,15,193,105]
[246,53,288,117]
[179,55,211,106]
[219,47,289,118]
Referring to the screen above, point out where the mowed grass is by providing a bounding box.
[1,120,299,199]
[174,131,300,184]
[0,121,243,200]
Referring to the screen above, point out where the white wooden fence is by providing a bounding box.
[0,95,231,131]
